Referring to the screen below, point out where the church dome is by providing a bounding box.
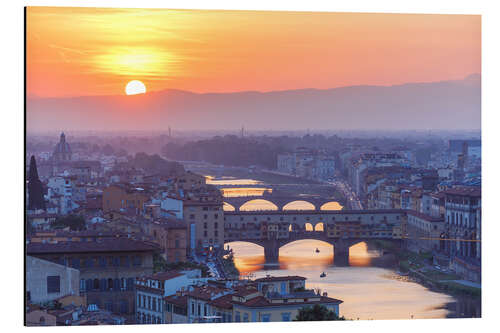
[52,132,72,162]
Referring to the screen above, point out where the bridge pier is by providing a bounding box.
[333,239,351,266]
[262,239,280,263]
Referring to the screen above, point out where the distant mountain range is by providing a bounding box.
[27,74,481,132]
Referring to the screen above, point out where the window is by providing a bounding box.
[214,214,218,219]
[126,278,134,291]
[99,256,106,267]
[175,239,180,248]
[85,279,92,291]
[99,278,105,291]
[85,257,93,268]
[108,278,113,291]
[204,214,208,219]
[235,311,241,322]
[71,258,80,268]
[281,313,291,321]
[214,222,218,228]
[204,222,207,229]
[133,256,142,266]
[215,230,218,237]
[243,313,249,322]
[190,214,195,219]
[120,300,128,314]
[121,256,130,267]
[47,276,60,293]
[105,301,113,312]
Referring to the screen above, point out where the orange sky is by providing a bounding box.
[26,7,481,98]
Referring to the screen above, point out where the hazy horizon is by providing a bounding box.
[27,74,481,132]
[26,7,481,133]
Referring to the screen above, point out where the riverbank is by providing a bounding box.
[373,240,481,298]
[220,252,240,279]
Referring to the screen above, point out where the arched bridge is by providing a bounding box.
[223,194,342,212]
[224,209,406,265]
[226,231,401,266]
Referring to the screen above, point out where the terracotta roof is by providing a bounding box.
[164,294,188,307]
[208,294,234,310]
[254,276,306,283]
[233,295,343,308]
[232,285,259,297]
[144,271,184,281]
[444,187,481,197]
[185,285,230,301]
[33,230,127,238]
[407,210,444,223]
[151,218,187,230]
[135,285,164,295]
[27,238,161,254]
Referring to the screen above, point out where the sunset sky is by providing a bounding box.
[27,7,481,98]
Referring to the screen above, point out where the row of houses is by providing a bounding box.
[136,273,343,324]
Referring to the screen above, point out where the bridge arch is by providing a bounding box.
[304,223,314,231]
[223,202,236,211]
[320,201,343,211]
[314,222,324,232]
[282,200,316,211]
[239,199,278,211]
[279,239,333,258]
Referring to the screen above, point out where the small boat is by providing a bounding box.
[320,272,327,278]
[315,248,320,253]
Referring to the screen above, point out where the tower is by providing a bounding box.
[28,155,46,211]
[52,132,72,162]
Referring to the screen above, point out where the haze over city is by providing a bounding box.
[26,8,480,132]
[25,6,482,327]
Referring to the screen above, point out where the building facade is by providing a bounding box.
[27,239,160,321]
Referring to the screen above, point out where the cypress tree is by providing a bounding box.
[28,155,46,210]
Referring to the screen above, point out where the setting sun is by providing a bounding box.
[125,80,146,95]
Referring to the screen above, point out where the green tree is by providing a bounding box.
[294,304,346,321]
[52,215,86,231]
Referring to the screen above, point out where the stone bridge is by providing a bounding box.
[223,194,341,212]
[223,209,407,265]
[227,231,402,266]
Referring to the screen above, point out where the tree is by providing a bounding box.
[52,215,86,231]
[294,304,346,321]
[27,155,46,210]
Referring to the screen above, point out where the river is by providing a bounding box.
[208,176,481,320]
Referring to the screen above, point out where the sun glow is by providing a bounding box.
[125,80,146,95]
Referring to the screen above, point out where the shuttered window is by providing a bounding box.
[47,276,60,293]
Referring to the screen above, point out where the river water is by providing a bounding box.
[209,176,480,320]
